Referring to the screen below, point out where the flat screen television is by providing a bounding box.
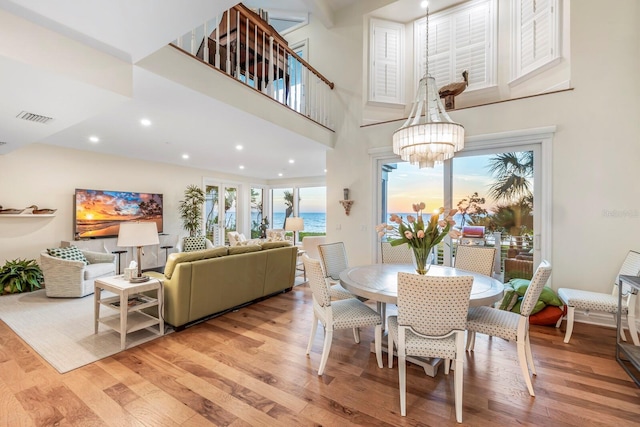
[74,188,163,240]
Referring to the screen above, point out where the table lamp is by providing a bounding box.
[284,216,304,244]
[116,221,159,282]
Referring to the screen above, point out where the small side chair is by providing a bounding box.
[556,250,640,345]
[303,254,383,376]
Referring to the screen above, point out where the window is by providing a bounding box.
[369,18,404,105]
[511,0,560,81]
[298,186,327,237]
[250,187,264,238]
[415,0,496,92]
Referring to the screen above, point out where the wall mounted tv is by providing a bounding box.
[74,188,163,240]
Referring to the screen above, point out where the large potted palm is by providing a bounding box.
[178,185,206,251]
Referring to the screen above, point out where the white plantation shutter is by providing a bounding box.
[369,19,404,104]
[513,0,559,80]
[415,0,496,96]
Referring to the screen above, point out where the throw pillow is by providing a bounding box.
[47,246,89,265]
[183,236,206,252]
[498,284,519,311]
[511,298,546,315]
[529,305,564,325]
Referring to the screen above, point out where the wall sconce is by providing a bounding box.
[339,188,353,215]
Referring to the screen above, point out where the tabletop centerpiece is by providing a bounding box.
[376,203,460,274]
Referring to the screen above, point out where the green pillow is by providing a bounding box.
[47,246,89,265]
[511,278,563,307]
[510,278,531,295]
[499,284,519,311]
[511,298,545,315]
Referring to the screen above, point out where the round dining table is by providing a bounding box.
[339,263,505,378]
[339,263,504,307]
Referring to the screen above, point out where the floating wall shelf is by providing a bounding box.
[0,214,56,218]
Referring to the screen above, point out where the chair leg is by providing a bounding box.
[444,358,450,375]
[317,330,333,376]
[517,340,535,396]
[374,324,383,368]
[524,331,536,375]
[377,302,387,330]
[563,306,575,343]
[618,313,628,342]
[555,310,564,328]
[454,356,463,423]
[388,335,395,368]
[466,331,476,351]
[306,314,318,355]
[399,353,407,416]
[353,327,360,343]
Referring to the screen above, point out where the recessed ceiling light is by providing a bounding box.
[239,165,245,169]
[236,145,243,150]
[278,173,283,177]
[89,136,99,143]
[182,154,189,160]
[288,159,294,164]
[140,118,152,127]
[324,169,327,173]
[421,1,428,9]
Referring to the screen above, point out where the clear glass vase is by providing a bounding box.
[411,246,433,275]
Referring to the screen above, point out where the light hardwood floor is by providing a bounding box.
[1,283,639,426]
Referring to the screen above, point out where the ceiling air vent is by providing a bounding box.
[0,141,7,145]
[16,111,53,124]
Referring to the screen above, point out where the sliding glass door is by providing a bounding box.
[205,183,238,246]
[377,134,546,281]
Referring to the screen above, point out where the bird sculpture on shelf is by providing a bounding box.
[438,70,469,111]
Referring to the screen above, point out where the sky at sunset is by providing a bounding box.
[75,189,162,220]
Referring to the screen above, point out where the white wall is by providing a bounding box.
[0,143,265,268]
[289,0,640,297]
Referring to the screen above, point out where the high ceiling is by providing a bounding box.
[0,0,459,180]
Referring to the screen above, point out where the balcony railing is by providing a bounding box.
[172,3,335,130]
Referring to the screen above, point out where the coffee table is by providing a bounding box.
[94,275,164,350]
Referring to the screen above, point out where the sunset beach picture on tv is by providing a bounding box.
[74,189,163,239]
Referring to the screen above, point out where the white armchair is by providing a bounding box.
[40,249,116,297]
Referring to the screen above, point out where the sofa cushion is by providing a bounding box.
[260,241,293,250]
[47,246,89,265]
[84,262,115,280]
[165,247,228,279]
[182,236,206,252]
[228,244,262,255]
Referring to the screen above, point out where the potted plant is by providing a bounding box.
[179,184,205,237]
[0,258,44,294]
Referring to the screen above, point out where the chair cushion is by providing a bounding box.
[467,306,519,341]
[182,236,206,252]
[388,316,458,359]
[557,288,625,314]
[330,298,381,330]
[47,246,88,265]
[83,262,115,280]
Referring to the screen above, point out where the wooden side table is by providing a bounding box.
[94,275,164,350]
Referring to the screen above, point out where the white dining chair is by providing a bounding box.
[303,254,383,375]
[381,241,412,264]
[388,272,474,423]
[466,260,552,397]
[454,245,496,277]
[318,242,357,300]
[556,250,640,345]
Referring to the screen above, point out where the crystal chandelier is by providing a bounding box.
[392,2,464,168]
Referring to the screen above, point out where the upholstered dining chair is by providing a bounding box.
[556,250,640,345]
[387,272,474,423]
[466,260,552,397]
[318,242,357,300]
[303,254,383,375]
[454,245,496,277]
[381,241,412,264]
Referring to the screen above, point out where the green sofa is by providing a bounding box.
[145,242,297,329]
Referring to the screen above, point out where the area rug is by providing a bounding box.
[0,289,170,374]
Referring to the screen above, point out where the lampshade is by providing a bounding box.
[392,5,464,168]
[284,217,304,232]
[117,222,160,247]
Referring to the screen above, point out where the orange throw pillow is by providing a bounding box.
[529,305,564,326]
